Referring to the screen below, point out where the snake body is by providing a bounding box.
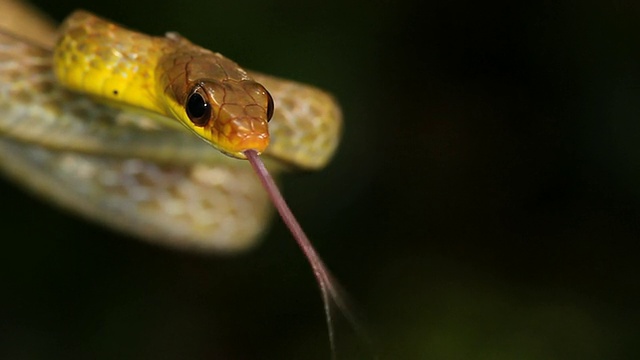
[0,3,342,252]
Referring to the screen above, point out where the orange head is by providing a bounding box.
[159,42,274,159]
[181,78,273,158]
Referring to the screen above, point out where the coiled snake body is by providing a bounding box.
[0,4,341,252]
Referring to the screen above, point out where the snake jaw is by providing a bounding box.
[215,115,270,159]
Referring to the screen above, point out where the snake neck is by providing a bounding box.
[53,10,167,115]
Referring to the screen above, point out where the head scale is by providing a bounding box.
[182,78,274,158]
[160,47,274,158]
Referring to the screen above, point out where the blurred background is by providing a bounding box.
[2,0,640,359]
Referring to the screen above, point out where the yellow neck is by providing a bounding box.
[52,10,166,116]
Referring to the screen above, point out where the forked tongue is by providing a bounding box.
[244,149,367,359]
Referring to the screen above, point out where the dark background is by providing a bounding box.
[2,0,640,359]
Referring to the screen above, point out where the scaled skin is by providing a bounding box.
[53,10,271,158]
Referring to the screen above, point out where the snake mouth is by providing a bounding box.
[214,115,270,159]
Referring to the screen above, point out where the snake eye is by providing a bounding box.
[266,92,275,122]
[186,89,211,126]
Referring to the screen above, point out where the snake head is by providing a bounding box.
[160,47,273,159]
[180,79,273,158]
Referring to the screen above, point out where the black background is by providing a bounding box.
[3,0,640,359]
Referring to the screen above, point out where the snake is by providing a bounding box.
[0,1,342,253]
[0,3,371,356]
